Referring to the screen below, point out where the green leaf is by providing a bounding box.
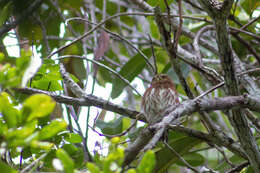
[38,119,67,140]
[127,169,137,173]
[103,147,124,171]
[147,0,174,12]
[111,48,151,98]
[167,62,191,84]
[176,152,205,167]
[137,150,156,173]
[6,120,37,140]
[86,162,101,173]
[22,94,56,122]
[241,0,260,16]
[215,155,246,172]
[30,140,54,150]
[0,2,12,27]
[245,166,254,173]
[96,117,123,137]
[147,16,160,39]
[0,161,17,173]
[56,149,75,173]
[62,144,84,168]
[63,144,78,155]
[16,53,31,71]
[0,92,19,128]
[0,53,4,62]
[32,79,62,91]
[155,136,202,172]
[0,119,8,136]
[64,133,82,143]
[72,58,86,80]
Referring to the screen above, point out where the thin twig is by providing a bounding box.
[65,17,155,73]
[244,109,260,131]
[232,34,260,63]
[163,141,200,173]
[193,25,215,67]
[238,68,260,76]
[226,161,249,173]
[214,145,235,167]
[238,15,260,32]
[89,117,138,138]
[56,55,142,97]
[148,34,157,75]
[21,153,47,173]
[195,67,260,100]
[48,11,212,59]
[195,82,224,100]
[230,27,260,40]
[174,0,183,50]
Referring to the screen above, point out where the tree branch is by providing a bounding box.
[197,1,260,171]
[15,87,143,121]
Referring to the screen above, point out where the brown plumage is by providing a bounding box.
[141,74,179,124]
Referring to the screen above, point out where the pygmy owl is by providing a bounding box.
[141,74,179,124]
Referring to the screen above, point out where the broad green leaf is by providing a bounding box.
[63,144,78,155]
[96,117,123,137]
[166,62,191,84]
[39,119,67,140]
[56,149,75,173]
[137,150,156,173]
[16,53,31,71]
[86,162,101,173]
[31,141,54,150]
[127,169,137,173]
[0,2,12,27]
[103,147,124,172]
[147,0,174,11]
[31,79,62,91]
[64,133,82,143]
[111,137,120,144]
[122,118,131,131]
[215,155,246,172]
[0,92,19,128]
[0,119,8,136]
[111,48,151,98]
[147,16,160,39]
[0,53,4,62]
[176,152,205,167]
[60,0,83,9]
[121,15,135,27]
[241,0,260,16]
[22,94,56,122]
[72,58,86,80]
[155,136,202,172]
[63,144,84,168]
[42,150,56,168]
[6,120,37,140]
[0,161,17,173]
[245,166,254,173]
[21,147,32,159]
[18,19,42,42]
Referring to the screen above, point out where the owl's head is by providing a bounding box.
[151,74,173,85]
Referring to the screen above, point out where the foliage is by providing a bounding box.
[0,0,259,172]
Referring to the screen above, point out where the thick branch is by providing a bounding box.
[196,1,260,171]
[15,87,142,121]
[15,87,260,166]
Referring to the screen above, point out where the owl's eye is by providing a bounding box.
[161,75,167,79]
